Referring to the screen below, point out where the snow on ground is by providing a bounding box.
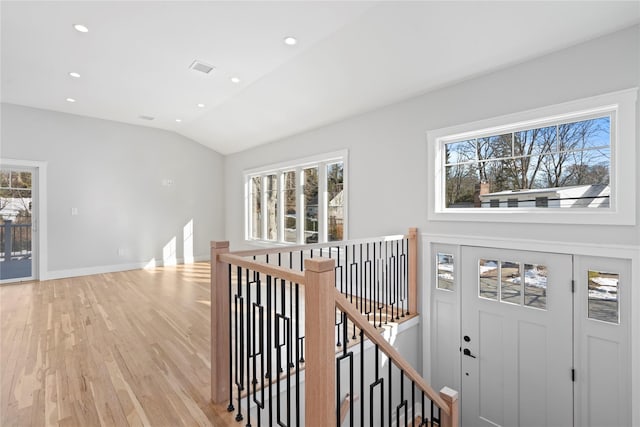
[493,266,548,289]
[589,277,618,301]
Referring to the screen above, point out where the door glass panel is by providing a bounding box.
[524,264,547,309]
[500,261,521,304]
[479,259,498,300]
[0,168,33,280]
[588,270,619,324]
[437,253,454,291]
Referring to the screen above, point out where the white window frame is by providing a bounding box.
[427,88,637,225]
[244,150,348,244]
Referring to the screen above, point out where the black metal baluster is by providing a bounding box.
[388,359,392,426]
[394,240,400,320]
[373,243,379,327]
[335,312,354,427]
[364,243,372,321]
[350,244,358,339]
[228,264,235,412]
[399,238,407,317]
[360,329,364,427]
[369,345,384,427]
[359,243,363,308]
[411,382,415,426]
[251,269,265,422]
[335,247,343,346]
[235,266,244,422]
[295,281,301,427]
[396,370,407,427]
[431,400,440,426]
[421,391,425,426]
[245,270,253,427]
[299,250,303,272]
[266,274,273,424]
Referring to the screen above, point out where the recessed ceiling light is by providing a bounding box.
[230,76,241,84]
[73,24,89,33]
[175,119,182,123]
[197,103,205,108]
[66,97,76,103]
[283,36,297,46]
[69,72,81,78]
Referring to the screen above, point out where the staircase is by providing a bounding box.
[210,229,459,426]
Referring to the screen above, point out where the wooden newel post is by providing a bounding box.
[439,386,459,427]
[210,241,230,405]
[304,257,337,427]
[408,227,418,314]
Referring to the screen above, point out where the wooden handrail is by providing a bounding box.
[333,287,451,415]
[219,252,305,284]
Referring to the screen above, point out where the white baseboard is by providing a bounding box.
[45,254,210,281]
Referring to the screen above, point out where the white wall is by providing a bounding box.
[224,25,639,249]
[1,104,225,278]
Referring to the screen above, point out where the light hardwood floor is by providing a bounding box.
[0,263,237,427]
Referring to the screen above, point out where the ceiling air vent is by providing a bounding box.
[189,60,215,75]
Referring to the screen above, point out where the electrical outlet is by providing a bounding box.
[71,207,78,215]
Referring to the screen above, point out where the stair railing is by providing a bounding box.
[210,228,458,426]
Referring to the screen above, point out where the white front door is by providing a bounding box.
[460,246,573,427]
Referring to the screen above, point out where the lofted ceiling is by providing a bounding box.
[2,1,639,155]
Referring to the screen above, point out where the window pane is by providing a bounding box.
[524,264,547,309]
[478,133,512,160]
[514,126,556,156]
[445,140,476,164]
[250,177,262,239]
[588,270,619,324]
[445,163,478,208]
[327,162,344,242]
[283,171,297,243]
[10,171,31,189]
[0,171,9,188]
[500,261,521,305]
[437,253,454,291]
[479,259,498,300]
[266,174,278,240]
[559,117,610,151]
[304,167,318,243]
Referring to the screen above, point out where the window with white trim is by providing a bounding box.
[246,151,347,243]
[444,114,611,209]
[428,89,637,225]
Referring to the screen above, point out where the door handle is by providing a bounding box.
[463,348,477,359]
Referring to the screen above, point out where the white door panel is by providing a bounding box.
[461,247,573,427]
[574,256,631,427]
